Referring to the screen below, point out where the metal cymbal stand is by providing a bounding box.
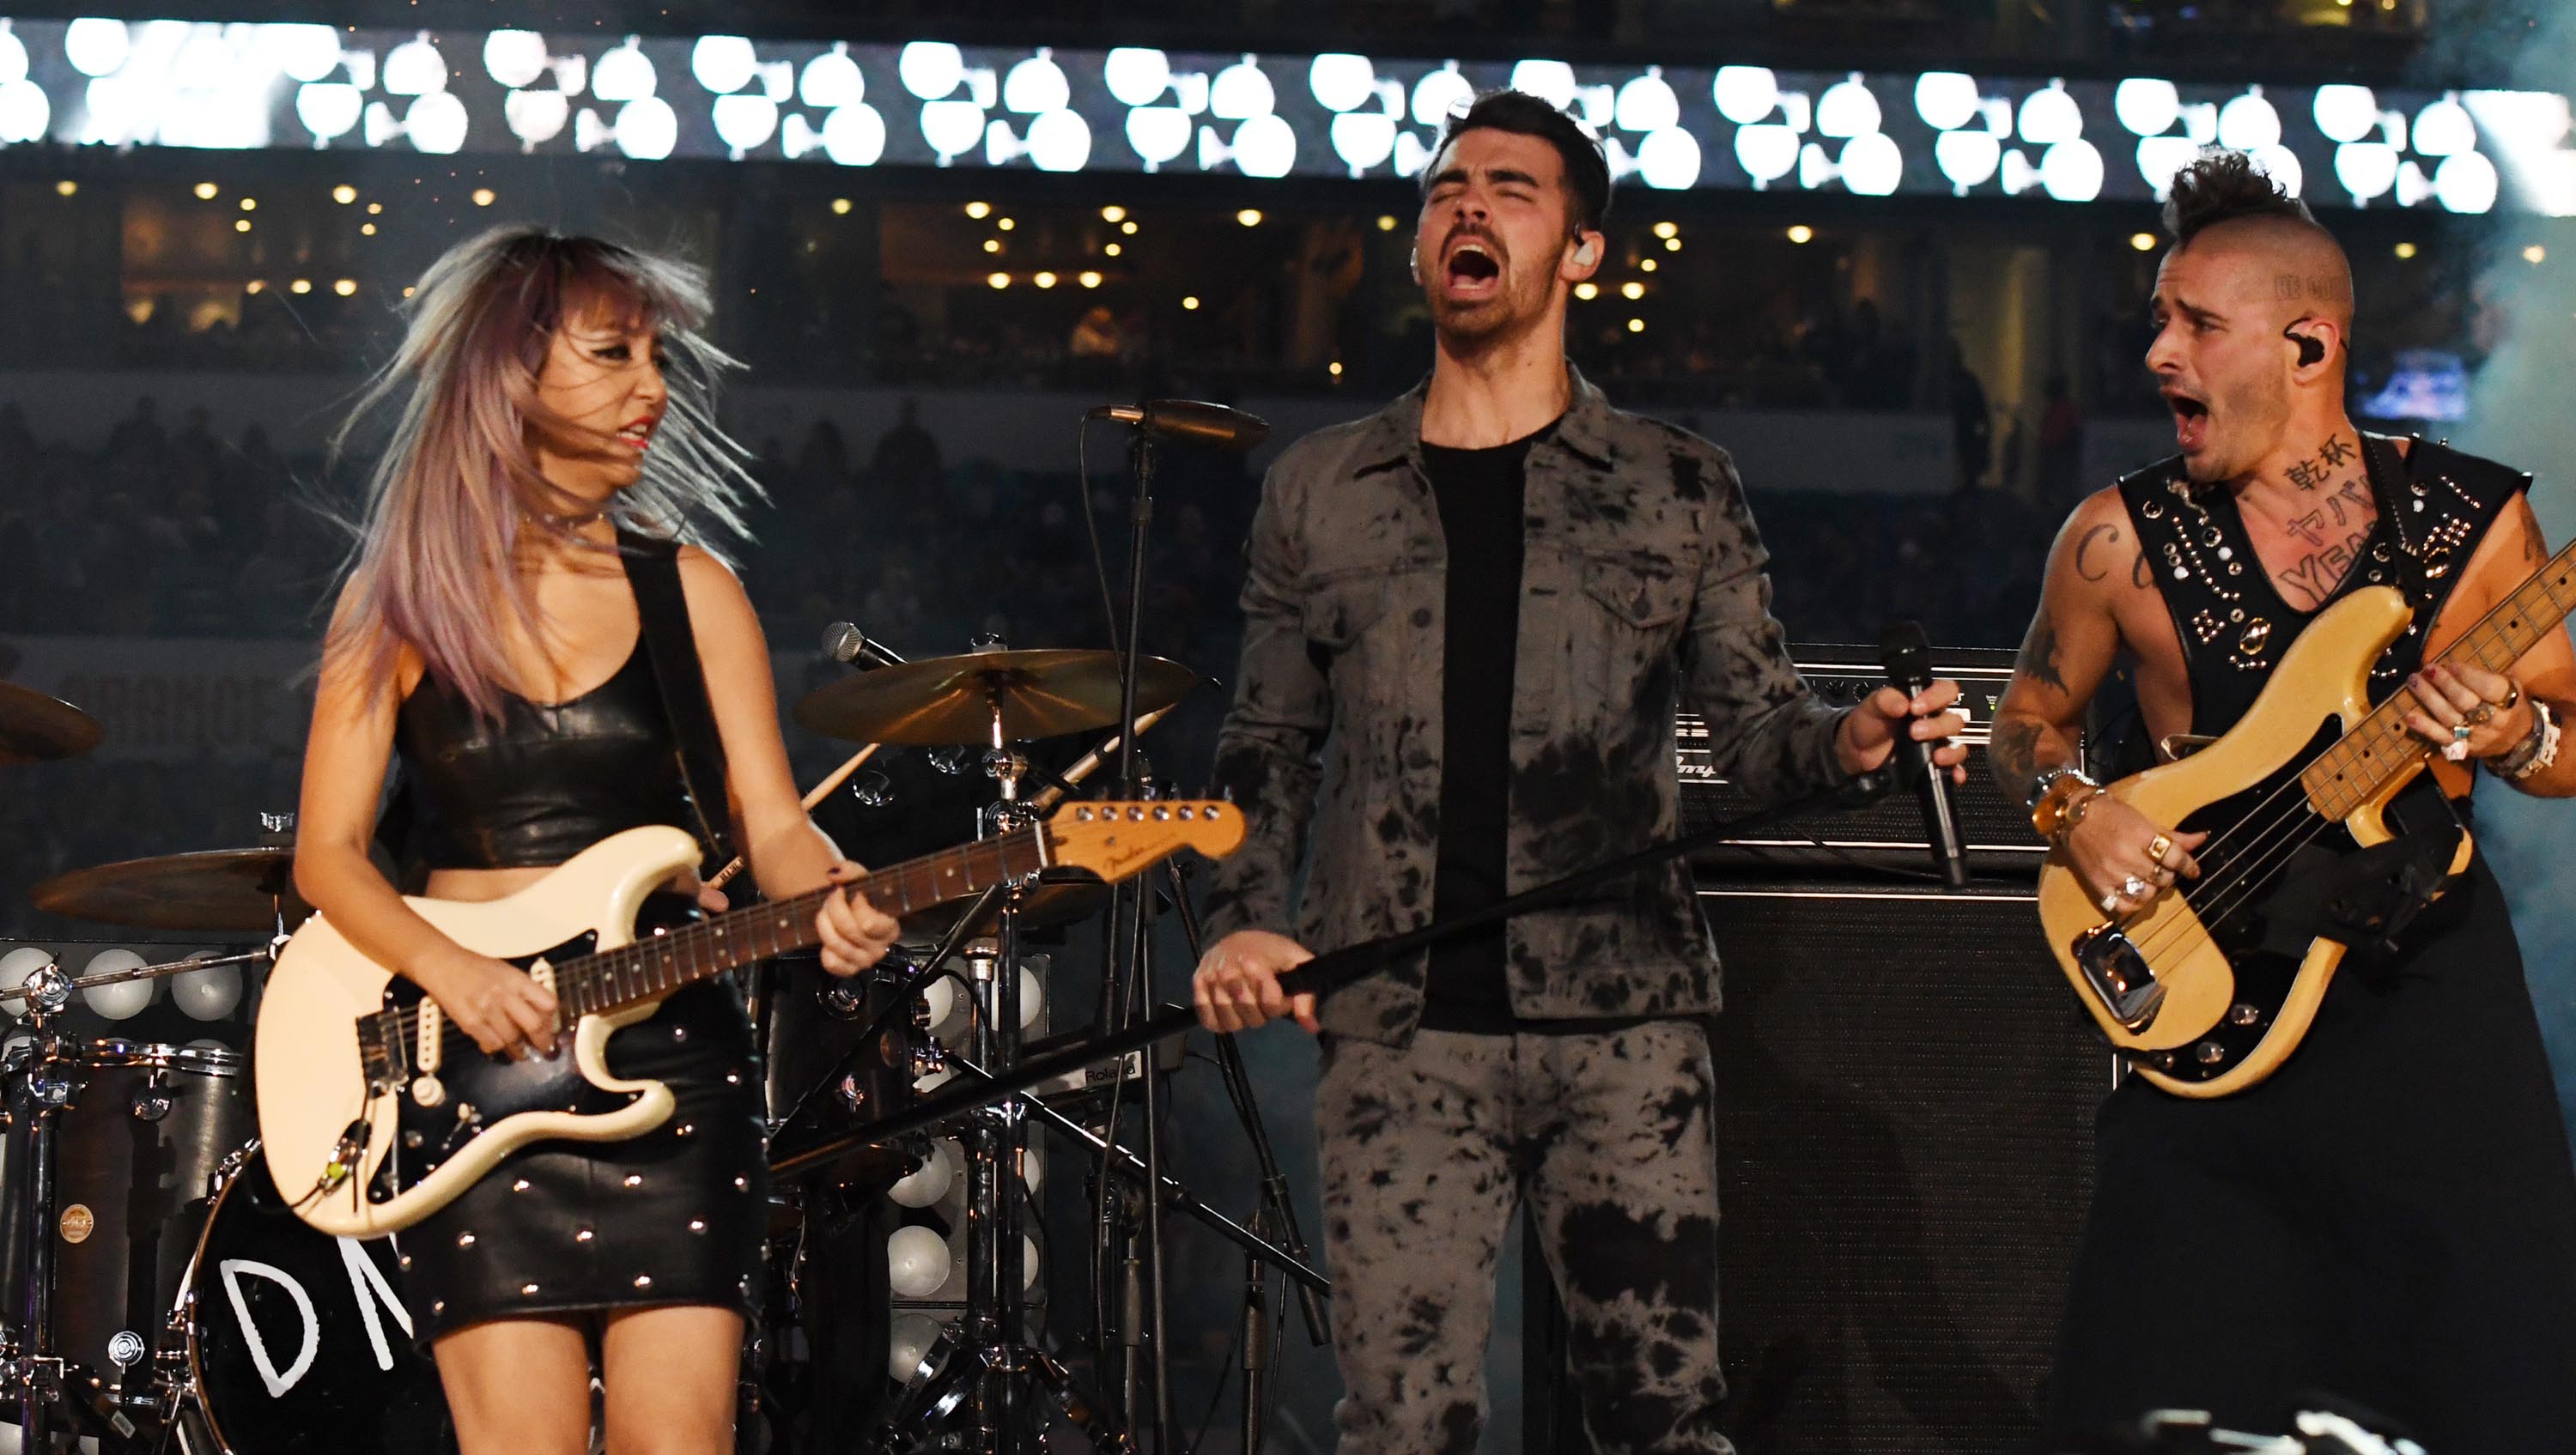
[2,961,105,1453]
[872,704,1131,1455]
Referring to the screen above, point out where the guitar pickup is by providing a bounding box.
[2072,925,2165,1031]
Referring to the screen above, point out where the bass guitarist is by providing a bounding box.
[1989,150,2576,1446]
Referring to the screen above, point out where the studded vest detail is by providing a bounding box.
[2117,435,2530,739]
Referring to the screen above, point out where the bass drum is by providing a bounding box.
[174,1148,453,1455]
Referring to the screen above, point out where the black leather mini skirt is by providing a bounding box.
[392,901,769,1345]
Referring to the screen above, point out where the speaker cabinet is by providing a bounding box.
[1700,884,2108,1454]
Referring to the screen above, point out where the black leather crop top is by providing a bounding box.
[393,636,696,870]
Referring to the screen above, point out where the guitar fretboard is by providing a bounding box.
[2302,536,2576,819]
[544,825,1050,1025]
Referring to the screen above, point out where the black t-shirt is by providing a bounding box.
[1414,423,1552,1033]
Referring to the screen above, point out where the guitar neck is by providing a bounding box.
[549,826,1050,1022]
[2304,534,2576,817]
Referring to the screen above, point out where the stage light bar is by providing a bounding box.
[0,19,2565,214]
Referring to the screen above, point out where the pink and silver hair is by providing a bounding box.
[322,227,761,720]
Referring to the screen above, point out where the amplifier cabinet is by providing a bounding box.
[1681,645,2047,879]
[1700,883,2109,1454]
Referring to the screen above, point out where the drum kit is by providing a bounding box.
[1,635,1304,1455]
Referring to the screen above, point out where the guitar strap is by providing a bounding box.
[619,528,741,878]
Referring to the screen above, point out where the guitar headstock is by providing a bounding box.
[1045,800,1246,883]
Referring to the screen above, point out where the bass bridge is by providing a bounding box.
[2070,923,2164,1031]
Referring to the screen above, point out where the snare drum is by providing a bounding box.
[0,1038,251,1416]
[173,1148,452,1455]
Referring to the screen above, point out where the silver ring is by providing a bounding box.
[2452,721,2474,743]
[2122,875,2151,900]
[2099,889,2123,914]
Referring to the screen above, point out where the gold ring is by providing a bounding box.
[2471,702,2498,724]
[2147,834,2173,863]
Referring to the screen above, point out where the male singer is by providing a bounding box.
[1190,90,1966,1453]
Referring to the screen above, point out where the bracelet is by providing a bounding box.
[2500,700,2561,782]
[2029,768,2102,843]
[2488,698,2549,775]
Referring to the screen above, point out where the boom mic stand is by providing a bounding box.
[781,770,1897,1167]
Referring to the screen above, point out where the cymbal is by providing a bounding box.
[794,650,1196,747]
[902,868,1113,939]
[1,682,102,765]
[32,848,309,933]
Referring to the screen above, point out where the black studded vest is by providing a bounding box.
[2117,434,2530,740]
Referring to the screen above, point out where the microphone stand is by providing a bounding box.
[1108,427,1176,1452]
[776,768,1895,1170]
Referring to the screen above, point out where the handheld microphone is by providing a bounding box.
[820,621,907,670]
[1879,620,1969,889]
[1085,399,1271,453]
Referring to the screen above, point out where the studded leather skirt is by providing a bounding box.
[392,964,769,1346]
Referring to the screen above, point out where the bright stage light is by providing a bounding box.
[1916,72,1980,133]
[2019,82,2082,146]
[1510,59,1577,112]
[82,949,150,1019]
[384,33,448,96]
[483,29,549,89]
[264,23,340,83]
[2413,96,2476,158]
[889,1141,957,1208]
[2114,78,2181,137]
[920,98,984,161]
[1004,49,1070,114]
[593,39,656,102]
[405,91,469,154]
[505,88,569,147]
[1574,281,1598,300]
[1033,270,1058,288]
[1634,127,1702,189]
[1124,105,1191,171]
[799,43,863,109]
[64,19,131,79]
[2252,143,2303,197]
[2434,150,2499,213]
[1103,47,1170,108]
[2136,135,2201,197]
[1331,112,1395,174]
[889,1313,946,1382]
[1935,130,2000,192]
[470,186,494,206]
[0,27,25,86]
[1713,66,1778,126]
[1787,224,1814,244]
[2312,84,2379,144]
[1410,64,1473,128]
[712,94,777,155]
[1838,132,1902,195]
[2217,90,2281,151]
[1312,53,1378,112]
[1078,270,1102,288]
[1816,74,1880,139]
[885,1226,949,1299]
[2336,141,2399,203]
[331,183,355,203]
[1735,123,1799,189]
[821,102,885,165]
[1023,108,1092,171]
[1616,69,1680,133]
[691,35,756,95]
[2130,231,2158,252]
[898,41,964,101]
[1212,55,1276,120]
[0,78,52,143]
[2039,137,2105,202]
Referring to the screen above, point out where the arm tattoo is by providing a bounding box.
[1990,718,2044,800]
[2016,607,2069,695]
[2075,524,2120,583]
[2133,550,2154,591]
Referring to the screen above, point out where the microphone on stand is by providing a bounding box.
[1879,620,1970,889]
[819,621,907,670]
[1086,399,1270,453]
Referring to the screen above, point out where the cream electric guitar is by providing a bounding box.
[2038,538,2576,1097]
[258,801,1243,1238]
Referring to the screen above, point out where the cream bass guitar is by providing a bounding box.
[2038,539,2576,1097]
[258,801,1243,1237]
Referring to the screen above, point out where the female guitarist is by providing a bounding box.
[292,228,902,1455]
